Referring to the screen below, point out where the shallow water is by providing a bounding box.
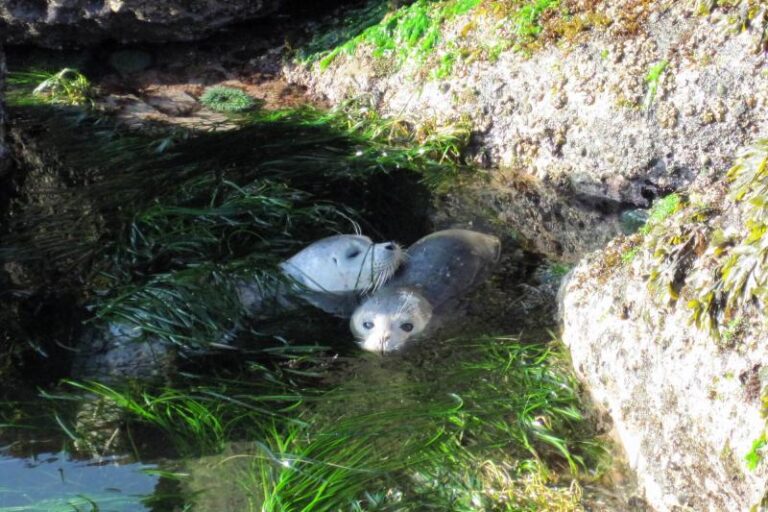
[0,451,158,511]
[0,47,623,510]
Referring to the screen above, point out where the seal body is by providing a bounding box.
[239,234,403,317]
[350,229,501,352]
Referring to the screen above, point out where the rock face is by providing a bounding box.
[0,46,8,177]
[0,0,285,47]
[561,165,768,511]
[286,1,768,261]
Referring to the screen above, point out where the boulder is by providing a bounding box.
[0,0,285,47]
[561,151,768,511]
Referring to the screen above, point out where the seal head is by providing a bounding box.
[351,229,500,352]
[238,234,403,317]
[280,234,402,294]
[350,288,433,353]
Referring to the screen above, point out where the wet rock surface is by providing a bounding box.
[433,168,624,262]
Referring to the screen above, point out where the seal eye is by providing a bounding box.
[346,249,361,259]
[362,321,374,330]
[400,323,414,332]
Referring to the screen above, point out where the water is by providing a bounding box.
[0,451,159,511]
[0,46,615,509]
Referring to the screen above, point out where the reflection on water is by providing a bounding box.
[0,451,158,511]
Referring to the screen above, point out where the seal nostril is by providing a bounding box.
[384,243,395,251]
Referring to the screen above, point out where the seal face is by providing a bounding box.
[350,229,501,353]
[237,234,404,317]
[280,234,403,294]
[351,288,433,352]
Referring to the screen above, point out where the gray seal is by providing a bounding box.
[350,229,501,353]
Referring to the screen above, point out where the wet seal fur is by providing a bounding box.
[350,229,501,353]
[238,234,403,317]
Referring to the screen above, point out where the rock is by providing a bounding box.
[144,90,200,117]
[0,46,8,178]
[0,0,285,48]
[433,169,624,263]
[99,93,231,131]
[285,1,768,260]
[108,49,153,75]
[560,172,768,511]
[72,323,173,381]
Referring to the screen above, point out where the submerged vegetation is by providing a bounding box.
[1,58,602,509]
[2,69,467,350]
[47,336,603,510]
[13,68,93,106]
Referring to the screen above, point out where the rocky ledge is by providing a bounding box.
[285,1,768,260]
[0,0,287,47]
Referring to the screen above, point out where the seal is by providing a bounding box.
[350,229,501,353]
[75,234,404,379]
[238,234,404,316]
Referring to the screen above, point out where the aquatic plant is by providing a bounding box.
[311,0,482,71]
[3,73,464,349]
[8,68,93,106]
[687,140,768,335]
[641,140,768,339]
[302,0,564,72]
[641,192,680,234]
[745,434,767,471]
[644,195,715,306]
[54,336,601,509]
[200,85,257,113]
[512,0,561,38]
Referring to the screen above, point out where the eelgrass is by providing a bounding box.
[57,336,603,510]
[8,68,94,106]
[3,73,464,348]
